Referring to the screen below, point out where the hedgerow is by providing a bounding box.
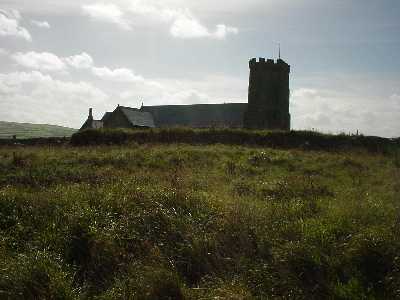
[71,128,398,153]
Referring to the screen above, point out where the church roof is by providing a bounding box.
[141,103,247,128]
[101,112,112,122]
[119,106,155,128]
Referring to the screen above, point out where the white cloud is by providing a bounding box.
[116,74,246,110]
[92,67,144,82]
[12,51,67,72]
[0,0,265,15]
[65,52,94,69]
[169,14,209,39]
[80,2,238,39]
[0,48,8,55]
[170,16,209,39]
[0,68,223,128]
[118,84,213,107]
[213,24,239,39]
[290,87,400,137]
[11,51,95,72]
[292,88,319,100]
[82,3,131,30]
[9,50,146,85]
[0,9,32,41]
[0,70,109,128]
[0,70,51,95]
[31,20,51,29]
[129,3,238,39]
[390,94,400,103]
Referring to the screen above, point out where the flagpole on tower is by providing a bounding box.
[278,43,281,59]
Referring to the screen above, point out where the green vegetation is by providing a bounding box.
[0,121,76,139]
[71,128,398,154]
[0,131,399,299]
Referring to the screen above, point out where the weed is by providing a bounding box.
[0,251,76,299]
[98,264,184,300]
[0,142,398,298]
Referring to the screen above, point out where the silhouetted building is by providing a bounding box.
[141,103,247,128]
[244,58,290,130]
[80,58,291,131]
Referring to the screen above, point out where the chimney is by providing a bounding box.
[89,108,93,120]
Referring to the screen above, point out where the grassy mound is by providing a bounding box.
[71,128,398,153]
[0,121,76,139]
[0,143,399,299]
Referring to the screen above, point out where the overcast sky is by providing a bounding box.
[0,0,399,137]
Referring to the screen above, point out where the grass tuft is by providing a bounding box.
[0,140,398,298]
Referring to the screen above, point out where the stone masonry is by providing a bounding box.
[244,58,291,130]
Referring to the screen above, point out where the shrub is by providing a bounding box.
[65,222,121,292]
[284,242,331,298]
[0,251,76,300]
[333,278,368,300]
[70,129,129,146]
[346,232,399,298]
[97,264,184,300]
[394,149,400,168]
[70,128,399,154]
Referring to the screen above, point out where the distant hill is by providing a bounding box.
[0,121,77,139]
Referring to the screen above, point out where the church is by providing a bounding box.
[80,58,291,131]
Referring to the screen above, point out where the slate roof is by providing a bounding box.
[119,106,155,128]
[141,103,248,128]
[101,112,112,122]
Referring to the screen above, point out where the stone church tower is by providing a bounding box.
[244,57,291,130]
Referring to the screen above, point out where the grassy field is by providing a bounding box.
[0,136,399,299]
[0,121,76,139]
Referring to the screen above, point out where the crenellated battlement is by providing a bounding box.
[249,57,290,72]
